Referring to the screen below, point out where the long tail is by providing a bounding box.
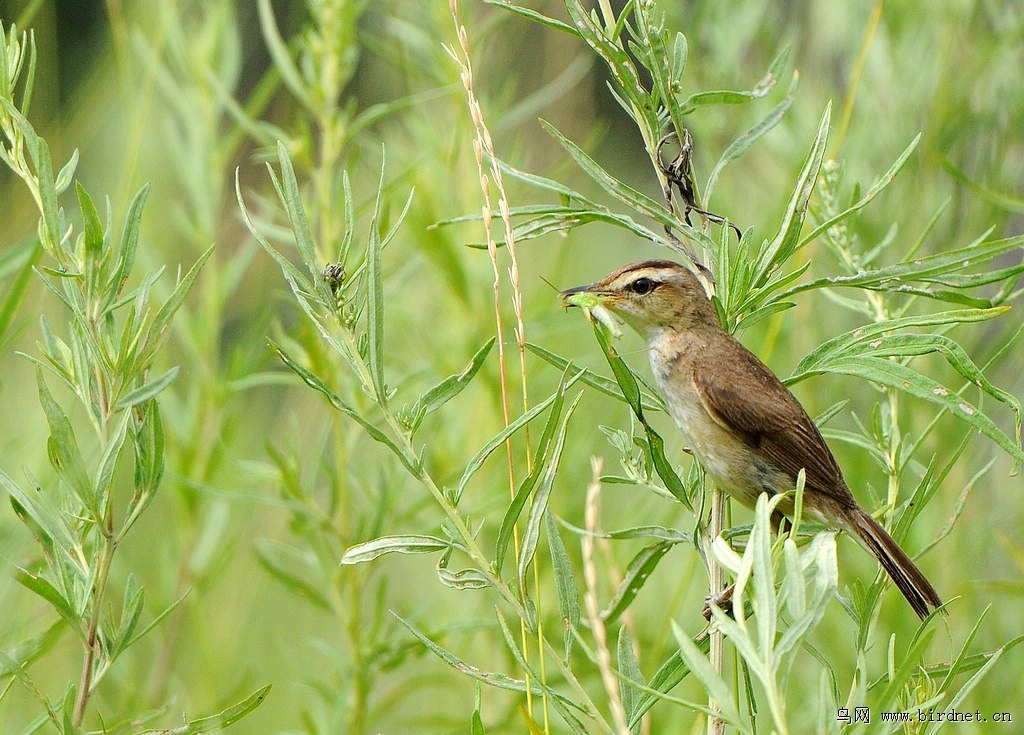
[845,507,943,619]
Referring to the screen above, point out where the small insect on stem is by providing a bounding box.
[323,263,346,295]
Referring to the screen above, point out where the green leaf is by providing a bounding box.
[629,645,709,729]
[366,152,388,403]
[269,338,419,476]
[392,612,557,699]
[487,0,577,35]
[494,368,575,571]
[546,510,580,660]
[706,70,798,203]
[114,366,180,412]
[146,244,214,361]
[601,541,677,624]
[617,626,644,726]
[454,371,585,500]
[591,318,692,507]
[753,103,831,285]
[791,307,1009,380]
[801,133,921,246]
[517,393,582,587]
[140,684,271,734]
[672,620,747,730]
[0,238,41,348]
[15,569,83,639]
[526,342,665,412]
[820,356,1024,463]
[110,576,145,657]
[107,184,149,300]
[411,337,495,433]
[435,558,491,591]
[539,118,676,228]
[94,411,130,507]
[341,535,448,564]
[3,469,78,566]
[75,181,103,259]
[273,141,327,298]
[257,0,310,107]
[782,233,1024,301]
[256,539,332,610]
[36,370,95,514]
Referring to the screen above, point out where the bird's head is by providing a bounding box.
[561,259,718,340]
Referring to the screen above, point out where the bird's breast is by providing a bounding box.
[647,337,791,508]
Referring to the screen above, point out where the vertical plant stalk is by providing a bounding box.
[707,488,726,735]
[444,1,547,727]
[582,458,628,735]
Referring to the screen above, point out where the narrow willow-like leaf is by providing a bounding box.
[364,151,395,403]
[256,540,331,610]
[556,518,691,543]
[526,342,665,412]
[754,103,831,284]
[803,331,1021,444]
[0,238,40,347]
[454,371,585,500]
[93,411,130,506]
[107,184,149,302]
[601,541,676,625]
[628,645,708,729]
[15,569,82,639]
[494,368,574,571]
[491,607,590,732]
[873,627,936,713]
[274,141,329,300]
[801,133,921,246]
[3,471,78,566]
[517,393,582,588]
[706,70,798,203]
[114,366,179,412]
[545,509,580,660]
[235,167,310,290]
[75,181,103,259]
[411,337,495,433]
[140,684,271,734]
[734,301,795,333]
[791,307,1009,379]
[486,0,577,35]
[435,562,491,591]
[269,338,419,476]
[146,244,214,360]
[256,0,309,107]
[539,118,675,227]
[123,586,191,650]
[815,356,1024,463]
[563,0,646,102]
[592,319,692,507]
[782,233,1023,299]
[36,370,94,513]
[341,534,448,565]
[672,621,747,731]
[392,612,554,699]
[617,625,644,726]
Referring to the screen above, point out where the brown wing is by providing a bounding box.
[692,339,851,502]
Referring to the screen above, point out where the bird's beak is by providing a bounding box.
[559,282,624,338]
[559,282,601,309]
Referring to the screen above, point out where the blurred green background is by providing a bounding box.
[1,0,1022,732]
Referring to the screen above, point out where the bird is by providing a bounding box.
[561,258,943,619]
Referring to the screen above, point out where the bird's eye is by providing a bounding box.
[630,277,656,295]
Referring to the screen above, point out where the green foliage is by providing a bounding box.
[1,1,1022,734]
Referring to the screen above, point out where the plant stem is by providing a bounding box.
[707,487,726,735]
